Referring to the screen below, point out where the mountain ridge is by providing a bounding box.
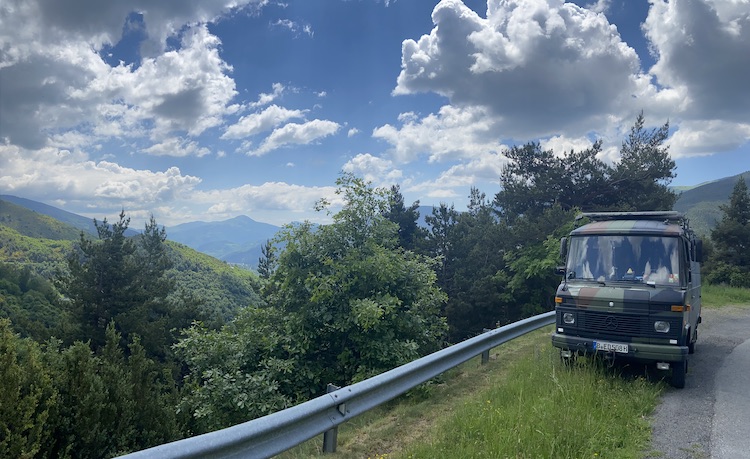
[3,170,748,265]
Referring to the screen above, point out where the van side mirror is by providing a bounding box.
[695,239,703,263]
[560,237,568,261]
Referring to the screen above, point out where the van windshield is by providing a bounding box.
[566,235,682,285]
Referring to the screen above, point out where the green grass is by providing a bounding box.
[280,329,663,459]
[398,347,660,459]
[702,284,750,308]
[277,285,750,459]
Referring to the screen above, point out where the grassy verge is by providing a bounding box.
[398,347,660,459]
[278,328,553,459]
[702,284,750,308]
[280,328,662,459]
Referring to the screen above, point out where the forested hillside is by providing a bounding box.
[2,114,749,457]
[674,171,750,237]
[0,201,263,340]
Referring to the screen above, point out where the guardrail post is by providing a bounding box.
[481,329,491,365]
[322,384,341,453]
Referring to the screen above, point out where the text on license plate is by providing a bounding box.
[594,341,629,353]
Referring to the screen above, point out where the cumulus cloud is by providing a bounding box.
[644,0,750,122]
[342,153,404,184]
[668,120,750,158]
[406,149,509,199]
[395,0,648,140]
[0,24,237,152]
[0,144,201,217]
[250,83,286,108]
[248,119,341,156]
[142,137,212,157]
[222,105,307,139]
[189,182,342,225]
[637,0,750,159]
[391,0,750,162]
[373,105,507,163]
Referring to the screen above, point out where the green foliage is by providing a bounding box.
[176,174,449,430]
[174,307,297,434]
[503,206,578,318]
[40,324,182,458]
[702,284,750,308]
[383,185,424,251]
[57,212,209,360]
[430,114,677,341]
[495,113,676,218]
[167,240,263,323]
[257,239,277,280]
[0,199,81,241]
[613,113,676,210]
[496,140,611,217]
[428,191,513,341]
[0,263,64,341]
[706,177,750,287]
[0,320,56,459]
[267,174,447,387]
[0,226,72,279]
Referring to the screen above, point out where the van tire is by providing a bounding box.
[688,329,697,354]
[670,361,686,389]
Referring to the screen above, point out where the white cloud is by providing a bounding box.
[394,0,647,140]
[0,143,201,217]
[668,120,750,158]
[250,83,286,108]
[639,0,750,159]
[373,105,506,163]
[0,1,264,150]
[142,137,212,157]
[271,19,314,38]
[222,105,307,139]
[644,0,750,122]
[248,119,341,156]
[342,153,403,184]
[190,182,342,225]
[540,135,597,157]
[406,150,508,199]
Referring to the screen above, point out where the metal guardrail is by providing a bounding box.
[118,311,555,459]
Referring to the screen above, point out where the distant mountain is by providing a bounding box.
[0,194,140,236]
[1,199,81,240]
[1,194,98,234]
[674,170,750,237]
[167,215,281,268]
[0,199,262,321]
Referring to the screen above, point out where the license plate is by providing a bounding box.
[594,340,629,354]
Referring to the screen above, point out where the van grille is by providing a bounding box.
[577,311,680,339]
[581,312,641,335]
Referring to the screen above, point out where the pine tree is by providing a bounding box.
[708,177,750,286]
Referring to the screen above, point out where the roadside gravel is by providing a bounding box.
[646,306,750,459]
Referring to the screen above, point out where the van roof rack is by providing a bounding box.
[576,211,684,222]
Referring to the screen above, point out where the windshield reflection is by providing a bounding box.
[566,235,681,285]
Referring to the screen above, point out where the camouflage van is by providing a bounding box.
[551,211,703,388]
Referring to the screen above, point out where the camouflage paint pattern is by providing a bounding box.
[552,213,702,363]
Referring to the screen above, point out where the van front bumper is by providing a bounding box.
[551,333,688,362]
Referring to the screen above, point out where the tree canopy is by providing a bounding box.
[495,113,676,219]
[706,177,750,287]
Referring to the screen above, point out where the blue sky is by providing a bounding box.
[1,0,749,227]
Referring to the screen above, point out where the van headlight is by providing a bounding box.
[563,312,576,325]
[654,321,670,333]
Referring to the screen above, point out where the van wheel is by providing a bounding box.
[670,361,686,389]
[688,329,697,354]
